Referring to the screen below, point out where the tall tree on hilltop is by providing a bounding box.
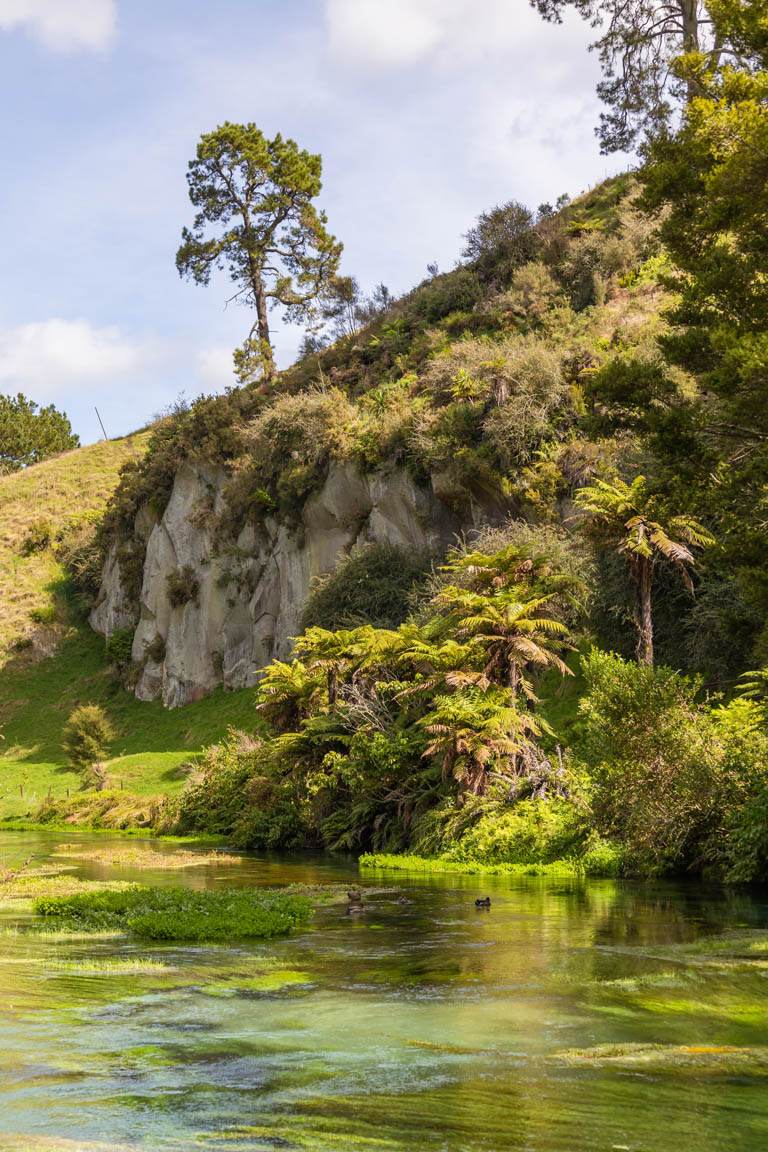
[176,122,342,384]
[529,0,735,151]
[574,476,713,666]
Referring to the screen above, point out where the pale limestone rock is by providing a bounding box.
[89,540,139,638]
[92,457,509,707]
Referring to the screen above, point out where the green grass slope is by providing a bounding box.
[0,433,150,656]
[0,618,259,820]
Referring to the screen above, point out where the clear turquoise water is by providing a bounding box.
[1,830,768,1151]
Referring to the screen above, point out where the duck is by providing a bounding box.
[347,889,362,902]
[347,903,366,914]
[475,896,491,908]
[397,895,412,906]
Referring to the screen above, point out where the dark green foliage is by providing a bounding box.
[143,633,166,664]
[0,393,79,474]
[105,628,134,666]
[171,735,308,849]
[170,539,577,853]
[62,704,115,769]
[461,201,539,284]
[35,885,312,941]
[167,565,200,608]
[55,512,105,605]
[415,269,484,321]
[633,15,768,669]
[302,542,432,631]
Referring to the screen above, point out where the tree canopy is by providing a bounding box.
[0,393,79,474]
[529,0,728,151]
[176,122,342,383]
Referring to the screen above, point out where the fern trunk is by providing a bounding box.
[633,557,654,667]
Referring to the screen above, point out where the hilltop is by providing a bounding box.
[0,433,150,658]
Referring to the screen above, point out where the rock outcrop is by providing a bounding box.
[90,459,506,707]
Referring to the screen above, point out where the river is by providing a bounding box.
[1,829,767,1151]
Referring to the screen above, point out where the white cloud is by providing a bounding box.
[324,0,564,71]
[0,319,147,402]
[326,0,443,69]
[196,345,235,392]
[0,0,116,53]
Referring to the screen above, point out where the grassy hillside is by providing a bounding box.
[0,433,151,657]
[0,622,258,819]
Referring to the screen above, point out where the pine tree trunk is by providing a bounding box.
[633,557,654,667]
[253,283,275,382]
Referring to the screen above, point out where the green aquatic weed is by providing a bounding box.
[33,885,312,941]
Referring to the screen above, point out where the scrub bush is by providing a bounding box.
[167,565,200,608]
[62,704,115,769]
[302,542,432,630]
[578,650,722,874]
[105,628,134,666]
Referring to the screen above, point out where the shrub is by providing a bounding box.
[173,734,259,836]
[62,705,115,770]
[481,346,567,471]
[105,628,134,665]
[462,200,540,284]
[704,699,768,883]
[443,797,587,865]
[144,632,166,665]
[171,733,308,849]
[302,542,432,631]
[166,565,200,608]
[499,261,565,323]
[56,512,105,604]
[21,517,54,555]
[415,269,483,322]
[238,386,360,521]
[578,650,722,874]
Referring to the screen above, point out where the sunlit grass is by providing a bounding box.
[0,433,151,658]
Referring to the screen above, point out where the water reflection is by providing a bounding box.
[1,831,768,1150]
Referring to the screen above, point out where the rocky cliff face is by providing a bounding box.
[90,460,505,708]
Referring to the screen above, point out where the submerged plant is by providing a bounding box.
[34,885,312,942]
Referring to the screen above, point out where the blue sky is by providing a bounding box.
[0,0,625,444]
